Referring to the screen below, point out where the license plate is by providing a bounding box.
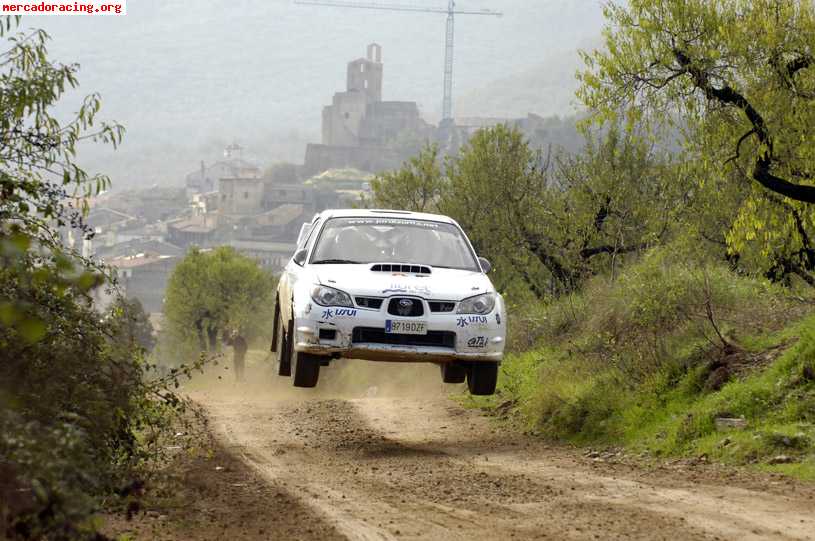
[385,320,427,335]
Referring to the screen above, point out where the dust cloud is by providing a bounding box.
[183,348,457,402]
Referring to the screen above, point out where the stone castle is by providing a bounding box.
[304,44,434,176]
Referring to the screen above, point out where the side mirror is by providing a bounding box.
[293,248,308,266]
[478,256,492,274]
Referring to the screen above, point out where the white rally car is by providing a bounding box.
[272,209,505,395]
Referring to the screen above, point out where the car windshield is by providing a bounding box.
[310,217,479,271]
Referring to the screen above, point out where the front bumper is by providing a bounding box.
[292,301,505,363]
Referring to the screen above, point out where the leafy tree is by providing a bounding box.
[369,125,683,299]
[0,20,123,238]
[444,125,682,296]
[578,0,815,284]
[0,17,189,539]
[369,143,445,212]
[1,14,123,337]
[441,125,560,297]
[109,297,156,353]
[554,127,689,278]
[164,247,276,357]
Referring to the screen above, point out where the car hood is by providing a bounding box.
[312,264,493,300]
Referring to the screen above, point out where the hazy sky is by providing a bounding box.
[32,0,607,186]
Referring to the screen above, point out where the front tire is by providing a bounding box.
[466,362,499,396]
[291,352,321,388]
[276,316,292,377]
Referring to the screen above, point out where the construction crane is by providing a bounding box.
[294,0,503,124]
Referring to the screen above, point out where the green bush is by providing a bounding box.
[485,249,809,458]
[0,16,191,538]
[0,253,190,539]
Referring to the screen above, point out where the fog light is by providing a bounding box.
[319,329,337,341]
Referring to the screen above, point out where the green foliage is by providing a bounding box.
[578,0,815,284]
[441,125,557,297]
[373,124,688,300]
[0,18,123,230]
[553,127,691,277]
[109,297,156,353]
[651,320,815,474]
[0,13,123,344]
[0,253,192,539]
[163,247,276,360]
[0,16,193,539]
[369,143,445,212]
[473,250,815,476]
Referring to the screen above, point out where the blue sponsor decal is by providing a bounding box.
[321,308,358,320]
[456,315,489,328]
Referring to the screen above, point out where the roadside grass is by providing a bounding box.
[472,249,815,480]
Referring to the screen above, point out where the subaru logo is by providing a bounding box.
[397,298,414,316]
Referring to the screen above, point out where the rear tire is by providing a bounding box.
[271,300,280,353]
[291,352,321,388]
[276,316,292,377]
[466,362,499,396]
[440,363,466,384]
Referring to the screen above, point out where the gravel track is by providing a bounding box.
[193,386,815,541]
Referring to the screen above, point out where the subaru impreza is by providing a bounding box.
[272,209,505,395]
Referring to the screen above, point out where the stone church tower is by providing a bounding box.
[322,43,384,147]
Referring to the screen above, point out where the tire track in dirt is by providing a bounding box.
[358,398,815,541]
[194,390,815,540]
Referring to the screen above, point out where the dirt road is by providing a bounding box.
[192,369,815,541]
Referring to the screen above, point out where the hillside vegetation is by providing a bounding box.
[477,251,815,478]
[0,18,203,539]
[370,0,815,478]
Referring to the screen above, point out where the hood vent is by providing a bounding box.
[371,263,432,275]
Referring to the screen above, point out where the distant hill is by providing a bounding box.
[456,47,592,120]
[34,1,605,190]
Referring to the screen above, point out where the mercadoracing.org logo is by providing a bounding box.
[2,0,126,15]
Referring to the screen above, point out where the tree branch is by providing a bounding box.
[673,47,815,203]
[579,241,649,260]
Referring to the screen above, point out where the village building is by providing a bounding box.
[95,238,185,260]
[225,240,297,270]
[184,144,262,197]
[108,253,180,314]
[166,214,219,247]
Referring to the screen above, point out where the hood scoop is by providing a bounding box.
[370,263,432,275]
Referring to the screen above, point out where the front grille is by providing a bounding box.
[387,297,424,317]
[352,327,456,348]
[429,301,456,313]
[356,296,384,309]
[371,263,432,275]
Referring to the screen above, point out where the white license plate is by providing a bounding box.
[385,320,427,335]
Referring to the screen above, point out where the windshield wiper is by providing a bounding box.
[311,259,362,264]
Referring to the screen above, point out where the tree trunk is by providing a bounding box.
[207,325,218,352]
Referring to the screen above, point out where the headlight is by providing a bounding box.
[311,285,353,307]
[457,293,496,314]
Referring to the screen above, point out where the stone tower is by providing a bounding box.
[347,43,383,103]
